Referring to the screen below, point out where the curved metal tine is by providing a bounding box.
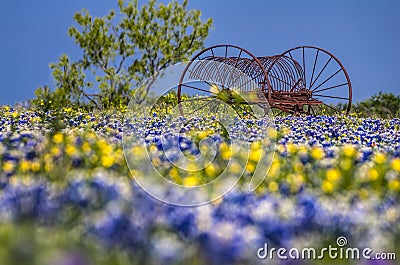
[198,59,221,87]
[219,45,228,89]
[232,60,256,90]
[220,62,233,88]
[275,59,297,87]
[313,94,349,101]
[310,49,319,88]
[186,67,215,89]
[310,56,333,89]
[227,50,244,88]
[269,74,294,87]
[191,60,217,87]
[192,52,224,91]
[236,71,264,91]
[180,83,219,96]
[312,68,343,91]
[226,64,240,89]
[207,57,226,90]
[229,70,245,91]
[280,58,300,84]
[313,82,348,94]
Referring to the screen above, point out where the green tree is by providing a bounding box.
[353,91,400,118]
[33,0,212,109]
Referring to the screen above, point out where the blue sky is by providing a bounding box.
[1,0,399,105]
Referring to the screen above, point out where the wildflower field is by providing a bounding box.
[0,105,399,265]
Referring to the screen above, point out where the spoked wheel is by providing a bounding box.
[176,44,271,118]
[281,46,352,115]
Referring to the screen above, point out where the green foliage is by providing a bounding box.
[33,0,212,110]
[352,91,400,118]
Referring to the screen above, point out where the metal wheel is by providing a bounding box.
[281,46,352,115]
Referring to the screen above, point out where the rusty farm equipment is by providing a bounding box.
[176,45,352,116]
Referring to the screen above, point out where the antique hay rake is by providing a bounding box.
[177,44,352,116]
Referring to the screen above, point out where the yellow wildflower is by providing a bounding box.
[205,164,217,177]
[249,149,262,162]
[343,144,357,157]
[287,143,297,154]
[183,176,199,187]
[66,145,77,156]
[98,140,113,155]
[31,161,41,172]
[50,146,61,156]
[3,161,15,173]
[340,158,353,171]
[268,160,280,177]
[391,158,400,172]
[293,162,304,173]
[20,160,31,172]
[169,167,180,183]
[326,168,341,181]
[246,162,256,173]
[101,155,115,168]
[251,141,262,150]
[220,143,232,160]
[388,180,400,192]
[368,168,379,181]
[268,181,279,192]
[53,132,63,144]
[149,145,158,153]
[82,142,91,154]
[311,147,324,160]
[268,128,277,139]
[44,162,54,173]
[277,144,285,154]
[321,180,334,193]
[373,152,386,164]
[198,131,209,140]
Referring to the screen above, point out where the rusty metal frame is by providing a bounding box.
[177,44,352,116]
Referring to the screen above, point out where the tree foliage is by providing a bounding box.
[353,91,400,118]
[33,0,212,110]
